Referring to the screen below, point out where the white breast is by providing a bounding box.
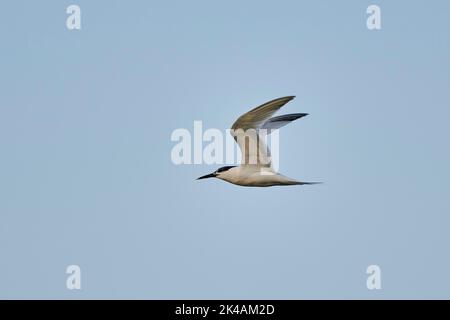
[217,166,297,187]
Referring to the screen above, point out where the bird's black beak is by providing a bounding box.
[197,173,216,180]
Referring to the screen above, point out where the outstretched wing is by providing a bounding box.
[231,96,295,131]
[230,96,296,166]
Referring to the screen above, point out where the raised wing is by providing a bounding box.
[231,96,295,132]
[230,96,296,167]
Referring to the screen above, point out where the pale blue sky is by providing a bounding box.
[1,1,449,299]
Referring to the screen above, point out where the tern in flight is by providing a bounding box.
[197,96,320,187]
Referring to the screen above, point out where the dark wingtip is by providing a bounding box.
[270,113,308,123]
[277,95,296,101]
[287,113,308,120]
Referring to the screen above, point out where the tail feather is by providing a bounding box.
[297,181,322,185]
[288,181,322,185]
[279,175,322,186]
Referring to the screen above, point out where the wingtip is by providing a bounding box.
[272,96,296,103]
[275,95,295,100]
[286,113,309,120]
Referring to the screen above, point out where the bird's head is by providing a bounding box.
[197,166,237,180]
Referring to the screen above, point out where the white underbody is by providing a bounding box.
[217,166,303,187]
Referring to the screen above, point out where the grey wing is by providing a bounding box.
[230,96,296,167]
[231,96,296,131]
